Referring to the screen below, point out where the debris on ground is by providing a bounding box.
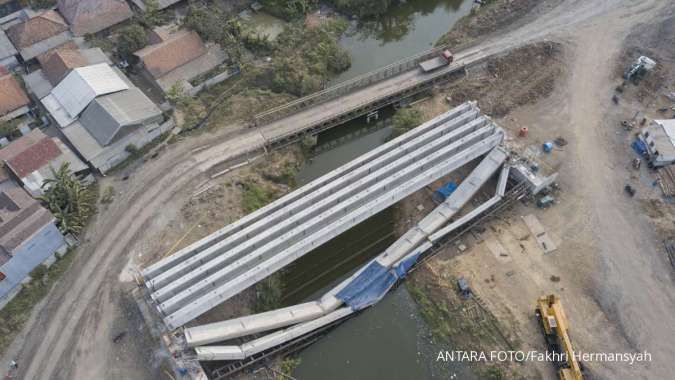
[554,137,568,147]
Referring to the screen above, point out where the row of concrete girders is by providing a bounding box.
[163,129,504,329]
[194,308,355,361]
[152,115,491,308]
[143,102,478,289]
[188,147,509,357]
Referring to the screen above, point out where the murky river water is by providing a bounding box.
[272,1,476,378]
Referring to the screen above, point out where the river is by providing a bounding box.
[276,1,476,378]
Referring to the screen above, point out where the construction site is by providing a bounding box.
[2,1,675,380]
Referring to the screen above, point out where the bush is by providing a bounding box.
[390,107,423,137]
[270,21,351,96]
[262,0,317,20]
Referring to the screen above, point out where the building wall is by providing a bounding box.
[641,125,675,167]
[92,118,174,174]
[0,221,66,303]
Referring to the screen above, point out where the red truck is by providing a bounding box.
[418,49,454,72]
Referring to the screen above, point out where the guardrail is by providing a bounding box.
[264,50,490,147]
[253,45,450,126]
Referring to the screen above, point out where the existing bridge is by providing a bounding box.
[250,43,500,148]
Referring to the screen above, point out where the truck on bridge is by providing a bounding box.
[418,49,454,72]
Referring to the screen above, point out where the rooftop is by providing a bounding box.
[57,0,133,36]
[0,129,61,178]
[0,185,53,254]
[79,87,162,146]
[50,63,129,119]
[0,70,30,116]
[5,10,68,49]
[38,48,88,86]
[134,29,206,79]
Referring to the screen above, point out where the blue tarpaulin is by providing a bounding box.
[433,182,457,203]
[632,139,648,156]
[335,251,423,311]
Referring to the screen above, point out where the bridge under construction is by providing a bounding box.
[141,101,556,378]
[144,101,504,327]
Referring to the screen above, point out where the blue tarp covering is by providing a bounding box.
[433,181,457,203]
[336,251,423,311]
[632,139,648,156]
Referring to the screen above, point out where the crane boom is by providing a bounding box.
[535,294,583,380]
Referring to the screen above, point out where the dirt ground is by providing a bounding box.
[3,1,674,380]
[406,3,675,380]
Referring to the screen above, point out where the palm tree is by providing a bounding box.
[38,163,95,236]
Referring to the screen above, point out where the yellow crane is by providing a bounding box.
[535,294,584,380]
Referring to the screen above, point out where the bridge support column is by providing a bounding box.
[366,110,379,123]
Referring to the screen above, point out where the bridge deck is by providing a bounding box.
[257,49,488,144]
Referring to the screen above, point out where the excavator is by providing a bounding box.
[535,294,584,380]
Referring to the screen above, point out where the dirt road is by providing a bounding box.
[561,4,675,377]
[4,1,673,379]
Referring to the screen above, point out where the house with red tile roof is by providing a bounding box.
[0,129,87,196]
[134,27,226,93]
[0,67,30,122]
[5,10,72,61]
[57,0,133,36]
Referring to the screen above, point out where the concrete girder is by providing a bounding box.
[144,104,479,289]
[162,132,503,329]
[149,116,490,303]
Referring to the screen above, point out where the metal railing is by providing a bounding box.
[253,45,450,126]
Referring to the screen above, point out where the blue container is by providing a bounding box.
[433,181,457,203]
[543,142,554,153]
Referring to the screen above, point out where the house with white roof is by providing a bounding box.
[41,63,129,127]
[640,119,675,167]
[39,62,172,174]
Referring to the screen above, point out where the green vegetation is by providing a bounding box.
[262,0,317,20]
[254,273,284,313]
[329,0,394,18]
[39,163,95,236]
[0,119,21,140]
[137,0,168,28]
[271,20,351,96]
[0,249,77,356]
[116,24,148,59]
[84,33,115,53]
[278,356,302,379]
[390,107,423,137]
[241,180,276,212]
[99,186,115,205]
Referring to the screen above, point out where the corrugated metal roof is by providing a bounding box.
[79,87,162,146]
[50,63,128,118]
[23,69,53,99]
[0,30,17,59]
[41,93,77,127]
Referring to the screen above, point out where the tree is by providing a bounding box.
[138,0,167,27]
[183,5,224,43]
[117,24,148,59]
[391,107,423,137]
[39,163,95,236]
